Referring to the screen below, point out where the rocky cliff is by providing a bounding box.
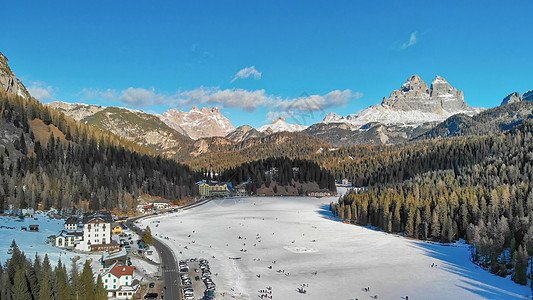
[0,52,30,99]
[159,106,235,139]
[307,75,483,146]
[501,90,533,105]
[501,92,523,105]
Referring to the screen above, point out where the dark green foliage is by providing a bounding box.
[0,91,202,213]
[339,121,533,284]
[142,227,153,246]
[218,157,336,193]
[12,269,31,300]
[94,275,107,300]
[0,242,110,300]
[79,261,95,300]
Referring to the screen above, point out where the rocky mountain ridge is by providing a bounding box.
[0,52,30,99]
[501,90,533,105]
[225,125,264,142]
[159,106,234,139]
[304,75,484,146]
[322,75,482,127]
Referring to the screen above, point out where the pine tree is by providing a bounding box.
[79,261,95,300]
[70,261,80,300]
[38,269,53,300]
[94,275,107,300]
[12,269,31,300]
[142,227,153,246]
[54,258,71,300]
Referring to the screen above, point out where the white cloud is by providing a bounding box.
[401,32,418,49]
[28,81,55,101]
[265,111,293,123]
[173,87,361,113]
[79,88,117,100]
[118,87,168,108]
[176,87,268,111]
[231,66,262,83]
[272,89,361,112]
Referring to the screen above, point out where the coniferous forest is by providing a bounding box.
[0,241,106,300]
[0,91,202,213]
[218,157,336,194]
[0,91,336,213]
[334,121,533,285]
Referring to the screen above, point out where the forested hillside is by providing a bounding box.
[335,121,533,285]
[0,91,201,213]
[0,91,337,213]
[416,101,533,140]
[218,157,336,194]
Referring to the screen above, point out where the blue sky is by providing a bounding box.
[1,1,532,128]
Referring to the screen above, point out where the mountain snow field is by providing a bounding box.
[142,194,531,300]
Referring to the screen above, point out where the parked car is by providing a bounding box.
[144,292,158,299]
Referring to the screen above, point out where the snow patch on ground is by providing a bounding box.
[142,196,531,300]
[0,212,99,270]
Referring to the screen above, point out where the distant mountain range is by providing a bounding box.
[46,73,533,151]
[2,50,532,165]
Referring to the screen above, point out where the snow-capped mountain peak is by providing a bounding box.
[258,117,308,133]
[321,74,483,127]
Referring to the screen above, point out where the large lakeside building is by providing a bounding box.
[55,211,114,252]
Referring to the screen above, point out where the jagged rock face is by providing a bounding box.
[48,101,106,120]
[430,75,468,112]
[0,52,30,98]
[382,75,438,113]
[524,90,533,102]
[501,92,523,105]
[382,75,471,114]
[226,125,263,142]
[312,75,482,146]
[159,106,235,139]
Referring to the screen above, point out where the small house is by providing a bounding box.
[102,263,137,299]
[29,225,39,232]
[102,248,128,268]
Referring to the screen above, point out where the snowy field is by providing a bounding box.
[0,212,99,268]
[143,193,532,300]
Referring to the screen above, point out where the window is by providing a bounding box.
[108,274,111,277]
[113,285,116,289]
[104,285,107,289]
[114,279,116,283]
[105,279,108,283]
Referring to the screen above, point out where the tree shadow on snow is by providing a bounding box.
[315,204,339,222]
[409,242,530,299]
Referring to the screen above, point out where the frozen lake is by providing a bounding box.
[142,195,532,300]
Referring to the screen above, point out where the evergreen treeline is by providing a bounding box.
[218,157,336,194]
[335,121,533,286]
[0,91,201,213]
[185,132,330,173]
[0,241,106,300]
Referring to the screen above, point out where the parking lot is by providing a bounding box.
[179,258,216,300]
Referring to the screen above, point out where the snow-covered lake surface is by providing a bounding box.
[143,195,532,300]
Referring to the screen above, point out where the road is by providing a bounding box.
[154,237,181,300]
[126,216,181,300]
[126,199,211,300]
